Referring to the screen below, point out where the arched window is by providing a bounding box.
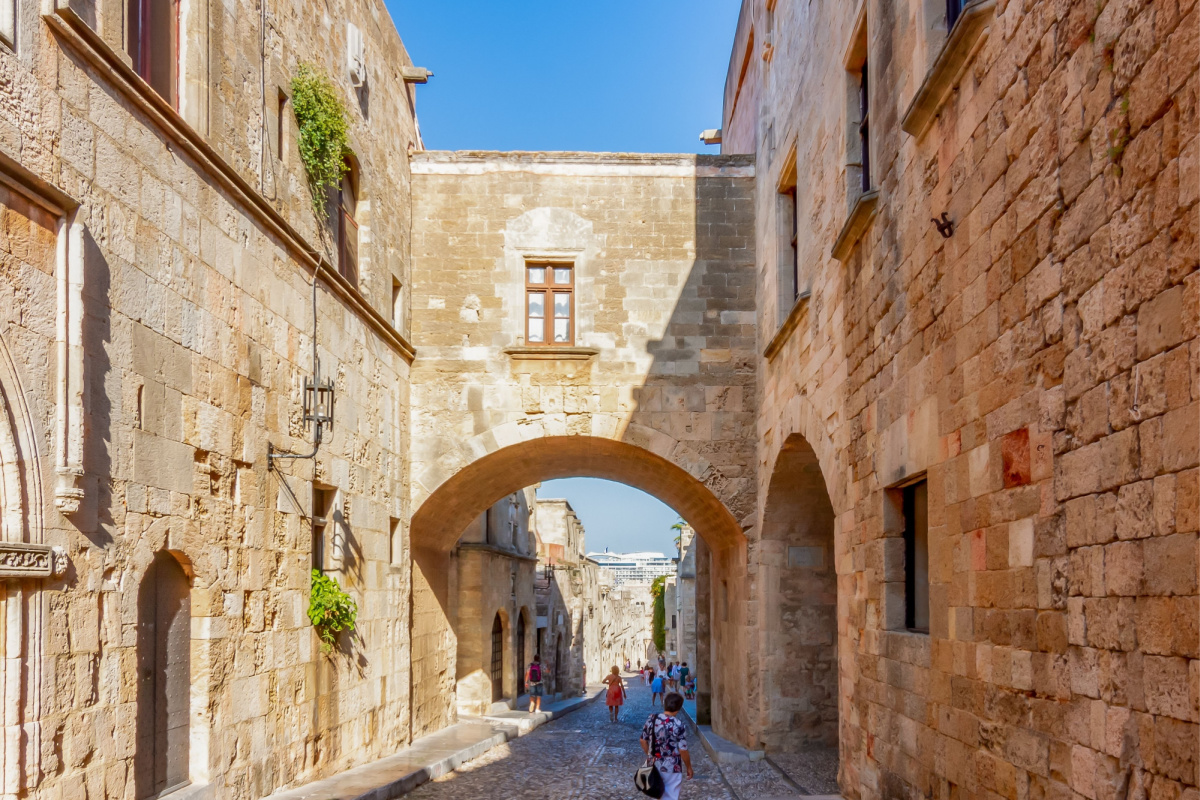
[337,162,359,287]
[136,552,191,799]
[127,0,178,105]
[490,614,504,702]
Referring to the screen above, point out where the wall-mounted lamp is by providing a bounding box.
[304,376,336,431]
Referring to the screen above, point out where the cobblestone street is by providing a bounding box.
[406,679,828,800]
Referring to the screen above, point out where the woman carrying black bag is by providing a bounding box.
[636,693,692,799]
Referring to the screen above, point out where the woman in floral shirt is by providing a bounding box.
[640,692,693,800]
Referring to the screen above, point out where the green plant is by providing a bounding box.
[650,575,667,654]
[671,518,685,554]
[308,569,357,651]
[290,63,351,219]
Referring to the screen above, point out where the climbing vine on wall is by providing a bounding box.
[308,569,358,651]
[290,63,351,219]
[650,574,667,655]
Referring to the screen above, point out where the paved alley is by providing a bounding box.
[405,678,833,800]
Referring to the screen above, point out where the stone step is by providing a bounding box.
[265,688,603,799]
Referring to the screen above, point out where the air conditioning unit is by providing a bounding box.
[347,23,366,87]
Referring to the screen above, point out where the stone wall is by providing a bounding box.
[0,0,420,792]
[729,0,1198,796]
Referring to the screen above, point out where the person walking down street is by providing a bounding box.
[650,670,664,706]
[603,666,626,722]
[640,692,693,800]
[525,655,545,713]
[679,661,690,687]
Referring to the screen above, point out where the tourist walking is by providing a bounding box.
[603,666,626,722]
[640,692,693,800]
[650,670,664,706]
[525,655,545,713]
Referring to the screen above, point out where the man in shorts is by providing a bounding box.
[640,692,693,800]
[526,655,545,713]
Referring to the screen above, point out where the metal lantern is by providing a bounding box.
[303,375,336,432]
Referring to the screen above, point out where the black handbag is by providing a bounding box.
[634,713,666,798]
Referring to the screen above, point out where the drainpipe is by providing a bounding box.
[54,211,84,514]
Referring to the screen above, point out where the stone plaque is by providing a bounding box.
[788,546,825,569]
[0,542,68,578]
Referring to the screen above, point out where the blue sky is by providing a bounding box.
[385,0,740,153]
[538,478,681,555]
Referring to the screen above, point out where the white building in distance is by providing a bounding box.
[586,551,677,587]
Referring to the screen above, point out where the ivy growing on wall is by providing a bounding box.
[290,63,351,219]
[650,574,667,655]
[308,569,358,651]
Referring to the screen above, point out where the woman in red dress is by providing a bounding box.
[602,666,626,722]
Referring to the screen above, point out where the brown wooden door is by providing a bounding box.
[490,615,504,702]
[136,553,191,799]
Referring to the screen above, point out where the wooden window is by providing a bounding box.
[903,480,929,633]
[946,0,964,30]
[490,614,504,702]
[312,486,335,572]
[525,263,573,346]
[858,59,871,193]
[127,0,178,105]
[136,552,191,799]
[337,166,359,287]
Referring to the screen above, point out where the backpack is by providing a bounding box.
[528,662,542,683]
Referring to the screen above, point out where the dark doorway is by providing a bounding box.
[516,614,526,695]
[135,552,191,799]
[554,633,563,695]
[490,614,504,702]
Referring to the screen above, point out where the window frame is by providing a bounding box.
[901,479,930,634]
[524,261,575,346]
[127,0,180,106]
[858,58,872,193]
[337,167,359,287]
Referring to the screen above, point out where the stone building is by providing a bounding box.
[724,0,1198,794]
[0,0,426,789]
[0,0,1194,795]
[451,488,537,717]
[670,525,699,672]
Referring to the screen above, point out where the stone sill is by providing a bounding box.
[42,8,416,364]
[901,0,997,139]
[503,346,599,361]
[456,542,538,563]
[831,189,879,263]
[762,292,811,361]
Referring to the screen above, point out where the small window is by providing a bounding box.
[391,278,403,329]
[526,262,573,345]
[277,90,288,161]
[776,151,800,310]
[0,0,14,49]
[312,486,335,572]
[127,0,178,105]
[337,165,359,287]
[389,517,402,565]
[491,614,504,702]
[903,480,929,633]
[857,61,871,193]
[946,0,964,30]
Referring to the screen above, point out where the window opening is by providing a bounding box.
[136,552,191,799]
[312,486,334,572]
[526,263,574,345]
[491,614,504,702]
[389,517,401,565]
[903,480,929,632]
[127,0,179,105]
[337,165,359,287]
[858,60,871,193]
[946,0,964,30]
[391,278,403,329]
[516,615,526,695]
[0,0,14,49]
[277,90,288,161]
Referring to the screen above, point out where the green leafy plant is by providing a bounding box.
[650,575,667,654]
[290,63,351,219]
[308,569,357,651]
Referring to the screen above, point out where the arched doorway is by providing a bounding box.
[408,434,750,746]
[516,614,527,695]
[490,613,504,703]
[136,551,192,799]
[554,633,563,695]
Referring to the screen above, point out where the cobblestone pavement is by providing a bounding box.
[406,679,750,800]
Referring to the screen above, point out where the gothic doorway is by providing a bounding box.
[516,614,526,695]
[490,613,504,702]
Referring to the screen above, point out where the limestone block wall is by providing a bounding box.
[0,0,420,793]
[731,0,1198,796]
[408,151,763,745]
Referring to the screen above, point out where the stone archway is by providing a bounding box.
[407,432,753,746]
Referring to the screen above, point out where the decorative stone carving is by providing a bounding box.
[0,542,69,578]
